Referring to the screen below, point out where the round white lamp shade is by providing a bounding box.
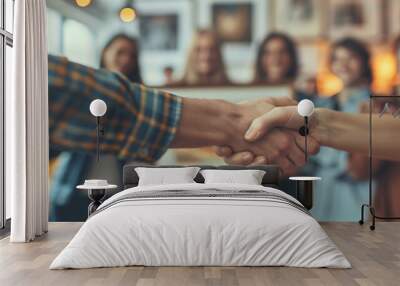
[297,99,315,117]
[90,99,107,117]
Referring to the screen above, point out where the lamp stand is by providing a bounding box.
[298,117,309,163]
[358,96,400,230]
[305,116,308,163]
[95,117,105,162]
[358,99,376,230]
[96,117,100,162]
[358,98,376,230]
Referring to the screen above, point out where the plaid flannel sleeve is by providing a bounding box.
[48,55,182,162]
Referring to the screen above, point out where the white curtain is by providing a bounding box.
[7,0,49,242]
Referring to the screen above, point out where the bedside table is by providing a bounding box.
[77,182,118,217]
[289,176,321,210]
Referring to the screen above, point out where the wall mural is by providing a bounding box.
[46,0,400,224]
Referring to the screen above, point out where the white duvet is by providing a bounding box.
[50,183,351,269]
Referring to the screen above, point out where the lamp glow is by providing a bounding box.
[75,0,91,8]
[90,99,107,117]
[120,7,137,23]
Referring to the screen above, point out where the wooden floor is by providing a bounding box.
[0,222,399,286]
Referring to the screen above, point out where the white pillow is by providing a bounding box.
[200,169,266,185]
[135,167,200,186]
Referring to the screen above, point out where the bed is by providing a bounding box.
[50,164,350,269]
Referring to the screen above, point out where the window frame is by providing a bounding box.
[0,0,14,235]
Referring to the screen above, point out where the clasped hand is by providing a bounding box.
[215,97,320,176]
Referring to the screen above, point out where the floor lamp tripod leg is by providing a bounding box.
[359,204,365,225]
[370,207,376,231]
[359,204,376,231]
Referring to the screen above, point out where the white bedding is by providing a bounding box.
[50,183,351,269]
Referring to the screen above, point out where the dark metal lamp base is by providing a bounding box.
[359,204,376,231]
[87,189,106,217]
[296,180,313,210]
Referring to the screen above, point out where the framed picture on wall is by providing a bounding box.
[328,0,382,41]
[139,14,179,51]
[197,0,269,79]
[137,1,193,53]
[212,2,253,44]
[388,0,400,39]
[274,0,325,39]
[135,0,193,85]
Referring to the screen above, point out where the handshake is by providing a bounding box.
[211,96,320,176]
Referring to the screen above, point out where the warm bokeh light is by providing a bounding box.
[317,72,343,97]
[314,41,343,97]
[119,7,137,23]
[371,51,397,94]
[75,0,91,8]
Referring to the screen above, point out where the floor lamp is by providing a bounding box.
[359,95,400,231]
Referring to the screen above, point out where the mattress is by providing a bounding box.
[50,183,351,269]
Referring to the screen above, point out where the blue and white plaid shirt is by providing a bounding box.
[48,55,182,162]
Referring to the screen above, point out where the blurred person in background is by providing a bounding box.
[172,29,230,163]
[294,74,319,101]
[177,29,230,85]
[254,32,299,85]
[163,66,175,85]
[50,33,143,222]
[254,32,316,101]
[100,33,142,83]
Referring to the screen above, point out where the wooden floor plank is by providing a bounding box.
[0,222,399,286]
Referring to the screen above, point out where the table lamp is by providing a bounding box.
[89,99,107,162]
[297,99,315,163]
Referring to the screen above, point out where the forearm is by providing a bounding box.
[48,55,182,162]
[170,98,242,148]
[313,108,369,154]
[314,108,400,161]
